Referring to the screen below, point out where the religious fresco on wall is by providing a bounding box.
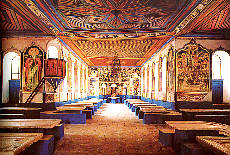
[88,67,141,96]
[176,39,210,101]
[146,66,150,97]
[74,63,78,93]
[23,45,43,91]
[98,67,141,82]
[133,78,140,95]
[167,47,175,101]
[142,69,145,97]
[158,57,162,92]
[67,57,72,91]
[151,62,155,99]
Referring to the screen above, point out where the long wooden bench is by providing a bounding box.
[159,128,175,147]
[180,109,230,120]
[134,104,158,115]
[138,107,168,119]
[196,136,230,155]
[143,111,182,124]
[194,115,230,125]
[0,107,41,119]
[131,104,156,112]
[0,133,43,155]
[23,134,55,155]
[0,119,64,143]
[165,121,225,153]
[0,114,25,119]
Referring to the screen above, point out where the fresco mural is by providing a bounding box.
[158,57,162,92]
[176,39,210,101]
[23,45,43,91]
[88,67,141,96]
[151,62,155,99]
[56,0,185,30]
[167,46,175,101]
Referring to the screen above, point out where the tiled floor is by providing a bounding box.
[54,103,176,155]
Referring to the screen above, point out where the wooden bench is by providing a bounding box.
[64,104,95,115]
[0,113,25,119]
[180,109,230,120]
[0,107,41,119]
[196,136,230,155]
[56,106,85,113]
[194,115,230,125]
[132,104,156,112]
[0,119,64,143]
[165,121,224,153]
[159,128,175,147]
[0,133,43,155]
[143,112,182,124]
[138,107,168,119]
[24,134,55,155]
[134,104,158,115]
[82,110,92,119]
[128,101,149,109]
[180,142,204,155]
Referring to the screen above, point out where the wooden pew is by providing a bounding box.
[40,109,87,124]
[0,119,64,143]
[194,115,230,125]
[0,107,41,119]
[165,121,225,153]
[0,114,25,119]
[179,109,230,120]
[196,136,230,155]
[143,111,182,124]
[134,104,157,115]
[64,103,95,115]
[0,133,43,155]
[131,103,156,112]
[138,106,168,119]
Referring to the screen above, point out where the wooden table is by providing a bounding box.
[180,109,230,120]
[56,106,85,111]
[0,119,61,129]
[0,133,43,155]
[196,136,230,155]
[0,107,42,119]
[165,121,224,152]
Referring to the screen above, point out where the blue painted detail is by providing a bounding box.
[9,80,20,104]
[41,112,86,124]
[87,96,99,99]
[31,0,63,32]
[27,135,55,155]
[212,79,223,103]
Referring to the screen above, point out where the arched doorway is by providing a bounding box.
[212,49,230,103]
[2,52,20,103]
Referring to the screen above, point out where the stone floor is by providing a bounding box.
[54,103,176,155]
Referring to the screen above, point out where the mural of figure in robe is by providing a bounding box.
[24,46,43,91]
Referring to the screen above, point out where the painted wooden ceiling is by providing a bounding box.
[1,0,230,66]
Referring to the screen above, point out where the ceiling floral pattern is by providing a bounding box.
[55,0,185,30]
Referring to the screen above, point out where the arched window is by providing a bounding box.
[212,49,230,102]
[2,52,20,103]
[47,46,59,59]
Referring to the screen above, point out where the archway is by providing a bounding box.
[2,52,20,103]
[212,50,230,103]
